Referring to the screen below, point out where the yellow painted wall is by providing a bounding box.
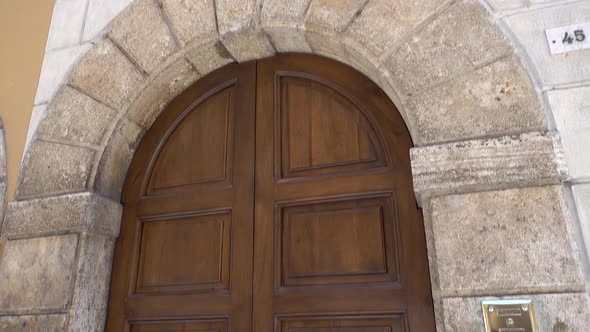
[0,1,54,201]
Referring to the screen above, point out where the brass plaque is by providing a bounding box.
[482,300,538,332]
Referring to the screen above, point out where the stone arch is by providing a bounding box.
[3,0,581,330]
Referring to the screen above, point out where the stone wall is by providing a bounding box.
[1,0,589,330]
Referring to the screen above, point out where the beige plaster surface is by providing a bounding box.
[0,1,53,202]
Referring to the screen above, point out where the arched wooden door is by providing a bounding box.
[106,54,435,331]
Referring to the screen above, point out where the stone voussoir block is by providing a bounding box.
[431,185,585,295]
[185,40,235,77]
[3,192,122,239]
[411,132,566,205]
[36,85,118,147]
[216,0,275,62]
[407,56,545,145]
[260,0,311,52]
[94,119,144,201]
[0,234,78,313]
[108,0,178,74]
[16,140,96,200]
[69,38,144,109]
[442,293,590,331]
[385,0,512,95]
[346,0,446,56]
[127,57,200,128]
[161,0,218,47]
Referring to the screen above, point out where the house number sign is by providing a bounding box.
[545,22,590,55]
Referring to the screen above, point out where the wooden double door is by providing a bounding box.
[106,54,435,331]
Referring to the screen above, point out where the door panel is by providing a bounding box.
[106,62,256,331]
[107,54,435,332]
[254,54,435,331]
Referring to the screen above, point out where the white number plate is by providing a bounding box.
[545,22,590,55]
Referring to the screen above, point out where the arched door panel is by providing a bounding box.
[106,54,435,332]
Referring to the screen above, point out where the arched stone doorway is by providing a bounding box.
[106,53,436,331]
[1,0,587,331]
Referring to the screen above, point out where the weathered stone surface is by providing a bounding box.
[260,0,311,52]
[185,41,235,76]
[386,0,511,94]
[3,193,122,238]
[69,308,107,332]
[504,2,590,86]
[431,186,585,294]
[306,0,366,33]
[547,86,590,179]
[261,0,309,25]
[69,39,144,109]
[0,234,78,312]
[35,44,93,105]
[215,0,256,35]
[127,58,199,128]
[222,30,275,63]
[94,119,144,200]
[109,0,177,74]
[83,0,133,41]
[69,234,115,331]
[442,293,590,331]
[347,0,445,55]
[161,0,217,47]
[411,132,566,204]
[216,0,275,62]
[17,140,95,200]
[37,86,118,147]
[0,314,68,331]
[407,56,545,145]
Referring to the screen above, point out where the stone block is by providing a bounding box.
[547,86,590,179]
[69,234,115,331]
[69,39,144,109]
[572,183,590,261]
[0,234,78,312]
[407,56,545,145]
[83,0,133,41]
[94,119,144,201]
[260,0,309,25]
[127,58,199,128]
[504,2,590,86]
[37,86,118,147]
[385,0,511,94]
[216,0,275,62]
[431,186,585,294]
[221,29,275,63]
[46,0,88,50]
[442,293,590,331]
[306,0,367,33]
[17,140,95,200]
[411,132,566,204]
[260,0,311,52]
[185,40,235,77]
[347,0,445,55]
[0,314,68,331]
[3,193,122,238]
[35,44,92,105]
[215,0,256,35]
[108,0,178,74]
[161,0,217,47]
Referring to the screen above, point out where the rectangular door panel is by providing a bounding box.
[276,314,405,332]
